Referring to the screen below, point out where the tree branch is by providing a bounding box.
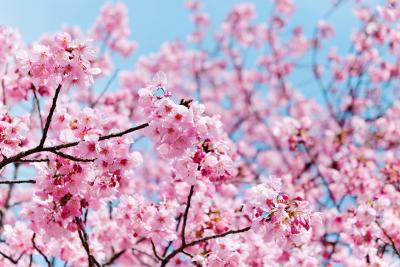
[32,233,52,267]
[103,249,126,266]
[151,240,163,262]
[131,248,157,262]
[0,250,25,264]
[162,214,182,257]
[90,69,119,108]
[75,218,101,267]
[32,86,44,131]
[181,185,194,245]
[160,226,251,266]
[376,221,400,257]
[17,158,49,163]
[150,185,251,266]
[39,84,62,148]
[98,122,149,141]
[0,122,149,170]
[50,151,95,162]
[0,179,36,185]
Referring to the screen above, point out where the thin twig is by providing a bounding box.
[181,185,195,245]
[32,86,44,131]
[160,226,251,266]
[32,233,52,267]
[51,151,95,162]
[0,250,25,264]
[0,179,36,184]
[376,221,400,257]
[158,184,249,266]
[39,84,62,148]
[131,248,157,261]
[75,218,101,267]
[0,122,149,170]
[151,240,163,262]
[162,214,182,257]
[1,63,8,105]
[17,158,49,163]
[4,163,19,209]
[103,249,126,266]
[91,69,119,108]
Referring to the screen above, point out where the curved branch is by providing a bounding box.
[181,185,194,245]
[74,217,101,267]
[0,179,36,185]
[0,250,25,264]
[50,151,95,162]
[103,249,126,266]
[90,69,119,108]
[0,122,149,170]
[39,84,62,148]
[376,221,400,257]
[32,86,44,131]
[160,226,251,266]
[151,240,163,262]
[32,233,52,267]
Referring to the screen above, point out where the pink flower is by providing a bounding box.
[245,177,315,246]
[90,2,136,57]
[3,222,34,253]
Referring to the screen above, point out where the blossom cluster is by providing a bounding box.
[137,81,236,184]
[0,0,399,266]
[0,106,29,157]
[17,33,101,94]
[245,177,319,247]
[90,2,137,57]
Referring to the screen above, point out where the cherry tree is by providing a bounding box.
[0,0,399,266]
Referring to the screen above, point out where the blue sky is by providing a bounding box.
[0,0,379,100]
[0,2,382,266]
[0,0,360,58]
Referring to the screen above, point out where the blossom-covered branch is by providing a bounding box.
[0,0,399,266]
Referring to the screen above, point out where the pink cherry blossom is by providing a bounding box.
[0,1,398,266]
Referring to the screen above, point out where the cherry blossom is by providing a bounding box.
[0,0,399,266]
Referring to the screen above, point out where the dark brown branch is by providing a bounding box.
[4,164,19,209]
[0,122,149,170]
[51,151,95,162]
[151,240,163,262]
[43,122,149,152]
[181,250,193,258]
[32,233,52,267]
[0,250,25,264]
[376,221,400,257]
[91,69,119,108]
[0,179,36,184]
[39,84,62,148]
[75,218,101,267]
[98,123,149,141]
[0,164,19,229]
[304,147,339,209]
[184,226,251,249]
[160,226,251,266]
[131,248,157,262]
[181,185,195,245]
[108,201,113,220]
[17,158,49,163]
[32,86,44,131]
[1,63,8,105]
[131,249,154,267]
[162,214,182,257]
[103,249,126,266]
